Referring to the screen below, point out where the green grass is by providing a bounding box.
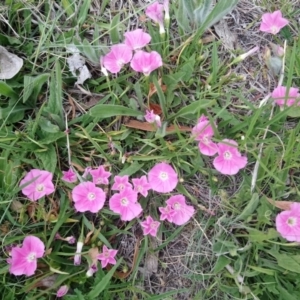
[1,0,300,299]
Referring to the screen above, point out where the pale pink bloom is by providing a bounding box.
[192,115,218,156]
[144,109,162,127]
[109,188,143,221]
[145,1,165,34]
[89,166,111,185]
[8,236,45,276]
[100,56,108,76]
[148,162,178,193]
[97,245,118,268]
[65,236,76,244]
[213,139,248,175]
[159,204,176,222]
[192,115,213,139]
[140,216,160,237]
[163,0,170,20]
[102,44,132,74]
[20,169,55,201]
[130,50,163,76]
[259,10,289,35]
[233,46,259,63]
[271,86,299,107]
[124,29,151,50]
[111,175,132,191]
[82,167,92,179]
[74,241,84,265]
[55,233,76,244]
[166,195,195,225]
[72,182,106,213]
[132,175,151,197]
[276,203,300,242]
[62,168,77,183]
[57,285,69,298]
[86,263,98,277]
[275,46,284,57]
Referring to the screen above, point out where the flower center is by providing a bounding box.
[117,59,124,67]
[159,172,168,181]
[104,251,110,258]
[88,192,96,201]
[151,222,158,229]
[119,184,125,191]
[121,197,128,206]
[173,202,180,210]
[202,135,209,144]
[223,151,232,160]
[27,252,36,262]
[287,217,297,226]
[271,26,278,34]
[36,184,44,192]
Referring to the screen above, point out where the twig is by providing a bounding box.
[251,40,287,193]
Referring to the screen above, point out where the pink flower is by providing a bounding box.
[100,56,108,76]
[271,86,299,107]
[130,50,163,76]
[82,167,92,179]
[163,0,170,20]
[86,263,98,277]
[213,139,248,175]
[159,204,176,222]
[259,10,289,35]
[62,168,77,183]
[56,285,69,298]
[111,175,132,191]
[276,203,300,242]
[145,1,165,34]
[55,233,76,244]
[192,115,218,156]
[8,236,45,276]
[89,165,111,185]
[144,109,161,127]
[74,241,84,265]
[109,188,143,221]
[132,175,151,197]
[124,29,151,50]
[102,44,133,74]
[97,245,118,268]
[148,162,178,193]
[140,216,160,237]
[72,182,106,213]
[20,169,55,201]
[166,195,195,225]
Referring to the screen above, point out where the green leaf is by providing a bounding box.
[45,61,63,118]
[61,0,74,17]
[23,73,49,104]
[39,116,60,133]
[176,0,192,32]
[87,258,122,299]
[213,256,231,273]
[193,0,212,26]
[248,265,275,276]
[0,81,18,99]
[247,228,279,243]
[90,104,143,118]
[234,193,260,222]
[199,0,239,31]
[78,0,92,25]
[272,253,300,274]
[110,14,120,44]
[35,144,57,173]
[169,99,215,120]
[119,161,144,176]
